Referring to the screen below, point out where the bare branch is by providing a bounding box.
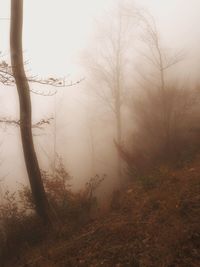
[163,50,185,70]
[0,117,53,129]
[0,59,84,95]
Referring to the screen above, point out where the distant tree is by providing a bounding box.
[115,9,200,169]
[136,12,185,152]
[84,7,134,182]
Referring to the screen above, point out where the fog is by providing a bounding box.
[1,0,200,195]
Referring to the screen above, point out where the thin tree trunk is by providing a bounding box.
[10,0,51,224]
[116,112,122,181]
[89,126,96,176]
[115,94,122,182]
[115,15,123,183]
[160,67,171,156]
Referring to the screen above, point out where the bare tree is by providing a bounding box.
[137,12,184,88]
[10,0,53,224]
[84,7,134,182]
[0,1,83,223]
[136,12,185,152]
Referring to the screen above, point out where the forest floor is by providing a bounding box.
[4,156,200,267]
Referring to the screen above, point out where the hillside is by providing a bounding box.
[4,157,200,267]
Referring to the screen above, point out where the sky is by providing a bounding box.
[0,0,115,77]
[0,0,199,77]
[0,0,200,191]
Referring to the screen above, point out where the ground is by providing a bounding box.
[4,156,200,267]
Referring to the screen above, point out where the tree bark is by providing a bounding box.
[10,0,51,224]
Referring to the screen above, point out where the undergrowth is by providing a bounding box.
[0,158,105,265]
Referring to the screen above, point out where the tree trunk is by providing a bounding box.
[10,0,51,224]
[115,95,122,183]
[115,17,123,183]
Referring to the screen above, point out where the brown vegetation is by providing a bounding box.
[1,153,199,267]
[0,161,104,266]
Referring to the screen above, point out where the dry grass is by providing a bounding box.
[2,155,200,267]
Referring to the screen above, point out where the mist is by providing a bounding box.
[0,0,200,191]
[1,1,200,265]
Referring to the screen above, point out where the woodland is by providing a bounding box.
[0,1,199,266]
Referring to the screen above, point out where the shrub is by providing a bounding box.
[0,160,105,264]
[119,84,200,182]
[0,185,47,264]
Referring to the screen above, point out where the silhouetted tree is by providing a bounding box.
[10,0,52,224]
